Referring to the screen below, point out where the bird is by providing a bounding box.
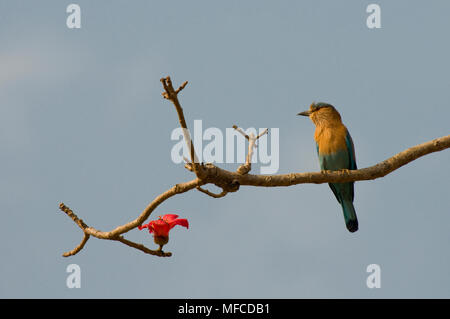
[298,102,358,232]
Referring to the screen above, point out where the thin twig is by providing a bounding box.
[196,186,228,198]
[115,236,172,257]
[62,233,90,257]
[233,125,269,175]
[232,125,249,140]
[161,77,199,167]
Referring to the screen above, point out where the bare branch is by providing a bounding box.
[59,203,88,230]
[183,156,195,172]
[257,128,269,139]
[196,186,228,198]
[161,76,199,167]
[198,134,450,187]
[114,236,172,257]
[232,125,249,140]
[175,81,188,94]
[62,233,90,257]
[234,125,269,175]
[59,203,90,257]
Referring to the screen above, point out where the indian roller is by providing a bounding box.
[298,102,358,232]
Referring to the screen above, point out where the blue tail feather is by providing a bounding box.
[341,200,358,232]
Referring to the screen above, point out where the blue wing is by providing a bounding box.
[345,130,357,171]
[344,130,356,201]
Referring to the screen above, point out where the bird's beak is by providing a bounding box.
[297,110,311,117]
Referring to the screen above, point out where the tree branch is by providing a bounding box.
[233,125,268,175]
[58,75,450,257]
[114,236,172,257]
[62,233,90,257]
[161,77,199,168]
[196,186,228,198]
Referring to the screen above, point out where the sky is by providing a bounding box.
[1,0,450,298]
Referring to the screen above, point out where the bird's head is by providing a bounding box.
[297,102,341,126]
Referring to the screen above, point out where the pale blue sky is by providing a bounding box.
[1,0,449,298]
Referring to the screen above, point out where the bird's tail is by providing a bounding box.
[341,200,358,232]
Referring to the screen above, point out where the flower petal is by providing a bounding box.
[169,218,189,230]
[162,214,179,223]
[138,224,148,230]
[150,219,171,237]
[139,215,188,238]
[147,221,156,234]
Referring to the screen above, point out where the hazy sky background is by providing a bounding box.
[1,0,450,298]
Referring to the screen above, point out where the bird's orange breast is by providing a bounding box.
[314,124,348,155]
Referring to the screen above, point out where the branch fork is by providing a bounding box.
[233,125,268,175]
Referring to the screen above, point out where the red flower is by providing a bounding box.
[138,214,189,250]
